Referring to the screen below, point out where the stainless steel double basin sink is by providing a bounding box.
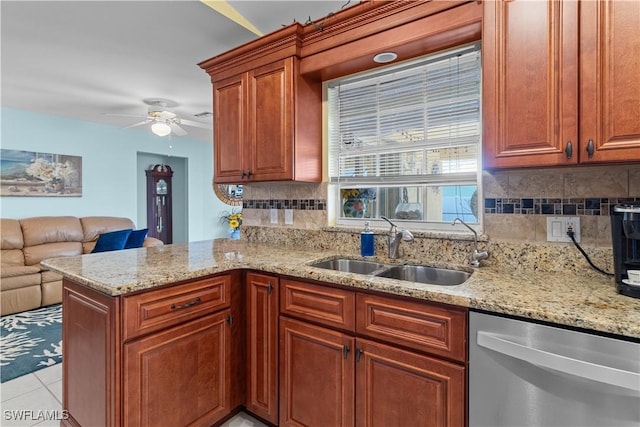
[309,258,471,286]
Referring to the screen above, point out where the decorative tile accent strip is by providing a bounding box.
[484,197,640,215]
[243,199,326,210]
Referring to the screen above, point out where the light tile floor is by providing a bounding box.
[1,364,267,427]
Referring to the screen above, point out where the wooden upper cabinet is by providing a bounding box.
[484,0,640,169]
[579,0,640,163]
[483,0,578,168]
[213,74,246,181]
[201,25,322,184]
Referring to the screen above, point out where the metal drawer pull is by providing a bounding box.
[586,138,595,158]
[343,345,350,359]
[565,140,572,159]
[477,331,640,392]
[170,297,202,310]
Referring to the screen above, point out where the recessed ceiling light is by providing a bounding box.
[373,52,398,63]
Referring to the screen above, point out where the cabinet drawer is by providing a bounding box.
[356,294,467,362]
[123,274,231,340]
[280,279,355,332]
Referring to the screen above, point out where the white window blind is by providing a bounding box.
[328,43,481,186]
[327,43,482,228]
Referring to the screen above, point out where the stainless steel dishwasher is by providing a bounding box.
[469,311,640,427]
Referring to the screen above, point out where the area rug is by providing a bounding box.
[0,304,62,383]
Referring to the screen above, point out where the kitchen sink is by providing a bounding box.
[375,265,471,286]
[310,258,471,286]
[310,258,389,275]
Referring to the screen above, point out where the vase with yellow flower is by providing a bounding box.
[220,210,243,240]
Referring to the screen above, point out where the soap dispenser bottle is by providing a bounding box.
[361,221,375,257]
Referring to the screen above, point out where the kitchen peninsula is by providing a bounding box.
[43,239,640,426]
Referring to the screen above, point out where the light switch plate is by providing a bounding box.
[270,209,278,224]
[285,209,294,225]
[546,216,580,243]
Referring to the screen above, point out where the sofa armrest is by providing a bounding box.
[143,237,164,247]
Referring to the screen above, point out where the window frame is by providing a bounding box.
[325,43,483,233]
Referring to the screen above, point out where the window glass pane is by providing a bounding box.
[329,42,481,230]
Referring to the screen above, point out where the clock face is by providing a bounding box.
[156,179,168,195]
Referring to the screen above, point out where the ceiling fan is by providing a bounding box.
[108,98,212,137]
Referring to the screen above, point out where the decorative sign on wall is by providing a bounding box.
[0,149,82,197]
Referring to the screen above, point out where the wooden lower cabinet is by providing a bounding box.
[356,338,465,427]
[123,311,231,427]
[62,274,238,427]
[246,272,279,424]
[279,317,355,427]
[280,302,465,427]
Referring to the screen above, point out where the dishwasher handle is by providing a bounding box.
[477,331,640,392]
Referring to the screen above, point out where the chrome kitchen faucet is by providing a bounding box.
[381,216,414,259]
[452,217,489,267]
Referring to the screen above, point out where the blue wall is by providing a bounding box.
[1,108,232,241]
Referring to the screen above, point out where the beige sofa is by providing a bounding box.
[0,216,163,316]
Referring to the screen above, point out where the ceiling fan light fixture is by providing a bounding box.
[151,122,172,137]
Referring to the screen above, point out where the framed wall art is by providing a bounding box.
[0,149,82,197]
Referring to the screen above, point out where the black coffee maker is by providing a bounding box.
[611,203,640,298]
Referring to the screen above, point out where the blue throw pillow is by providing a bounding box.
[92,229,133,253]
[124,228,148,249]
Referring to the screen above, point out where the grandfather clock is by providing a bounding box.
[146,164,173,244]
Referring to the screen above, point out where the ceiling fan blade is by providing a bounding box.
[170,122,188,136]
[125,120,151,129]
[180,119,212,129]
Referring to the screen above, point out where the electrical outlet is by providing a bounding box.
[546,216,581,243]
[270,209,278,224]
[285,209,294,225]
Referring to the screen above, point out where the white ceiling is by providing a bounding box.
[1,0,347,142]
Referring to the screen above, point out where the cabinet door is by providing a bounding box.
[123,311,231,427]
[580,0,640,163]
[246,272,279,424]
[280,317,355,427]
[214,74,247,183]
[355,338,465,427]
[248,58,293,181]
[483,0,579,168]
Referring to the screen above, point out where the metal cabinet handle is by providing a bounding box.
[477,331,640,392]
[267,282,273,295]
[343,345,350,359]
[170,297,201,310]
[586,138,595,158]
[356,348,363,363]
[226,314,234,326]
[565,140,572,159]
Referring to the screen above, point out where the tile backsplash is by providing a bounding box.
[240,164,639,248]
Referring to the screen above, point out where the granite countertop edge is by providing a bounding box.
[41,239,640,340]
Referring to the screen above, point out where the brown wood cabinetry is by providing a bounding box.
[62,274,238,427]
[279,280,466,427]
[202,34,321,183]
[246,272,279,424]
[123,311,231,427]
[484,0,640,168]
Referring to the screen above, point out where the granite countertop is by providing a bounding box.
[41,239,640,339]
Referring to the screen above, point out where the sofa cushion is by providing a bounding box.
[20,216,83,247]
[1,219,24,249]
[1,249,25,266]
[1,265,41,278]
[0,272,41,291]
[1,286,42,316]
[23,242,83,266]
[81,217,135,242]
[92,229,133,253]
[125,228,148,249]
[41,270,63,284]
